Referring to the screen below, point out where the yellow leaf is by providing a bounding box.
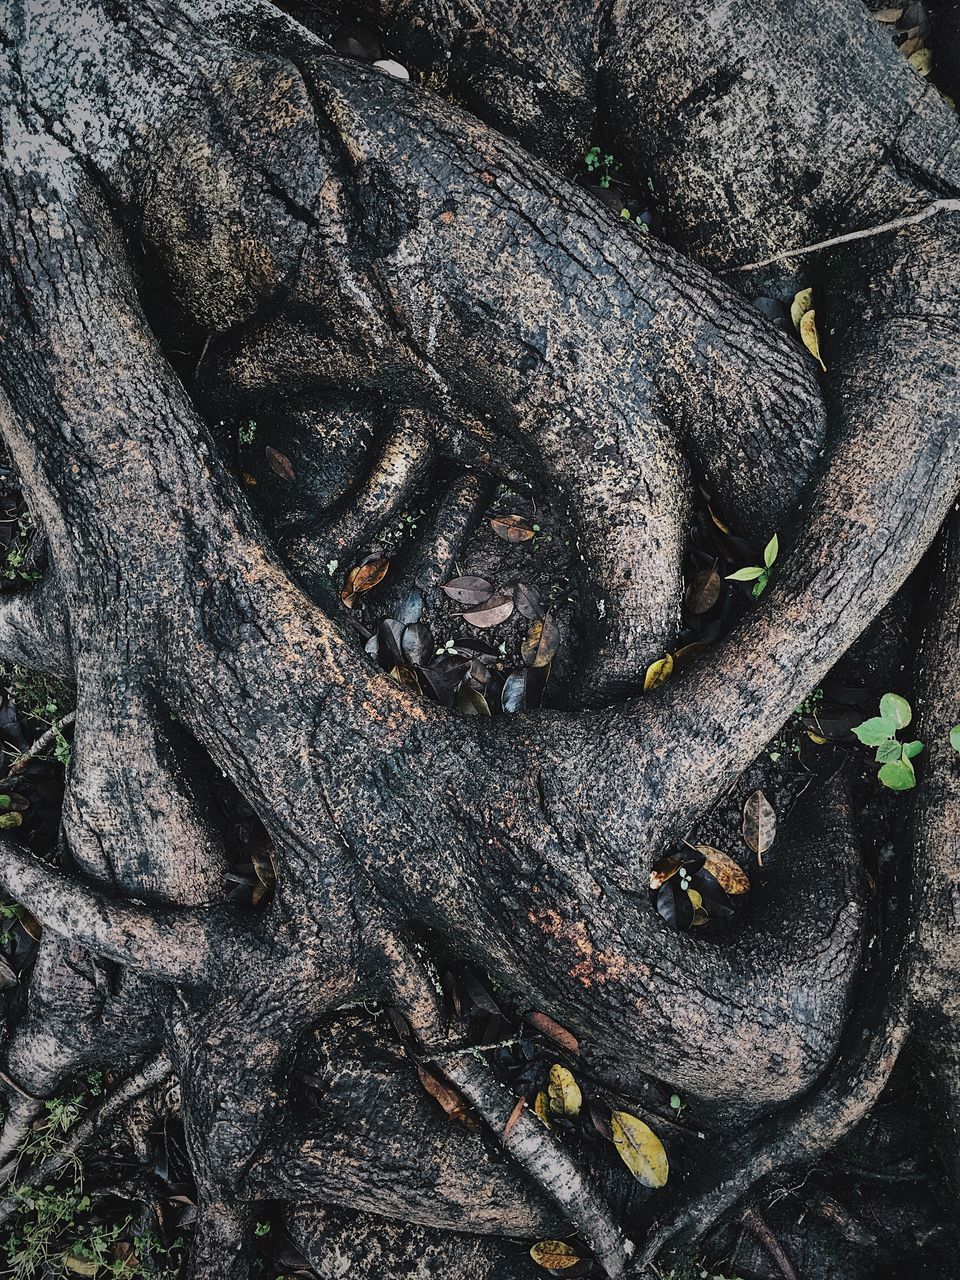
[644,653,673,691]
[534,1090,554,1130]
[610,1110,669,1187]
[806,729,828,745]
[687,888,703,910]
[799,309,827,372]
[908,48,932,77]
[692,844,751,894]
[64,1259,99,1278]
[530,1240,581,1270]
[790,286,813,330]
[548,1063,582,1118]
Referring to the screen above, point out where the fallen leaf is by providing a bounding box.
[672,641,709,671]
[417,1065,476,1129]
[503,1094,526,1141]
[501,671,527,714]
[791,286,813,330]
[548,1064,582,1118]
[514,581,545,620]
[462,593,514,628]
[250,840,277,908]
[388,665,422,695]
[610,1110,669,1187]
[644,654,673,691]
[534,1090,554,1130]
[19,911,41,941]
[692,845,750,894]
[530,1240,581,1270]
[709,505,731,534]
[401,622,433,667]
[441,575,493,606]
[799,309,827,371]
[491,513,536,543]
[265,446,296,482]
[873,6,904,20]
[64,1260,99,1278]
[0,956,17,989]
[341,557,389,606]
[456,685,491,716]
[525,1011,579,1055]
[685,568,721,614]
[742,789,777,864]
[522,615,560,667]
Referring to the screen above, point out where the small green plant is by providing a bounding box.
[239,418,257,444]
[1,515,41,585]
[950,725,960,753]
[254,1221,271,1237]
[585,145,618,188]
[726,533,778,598]
[852,692,923,790]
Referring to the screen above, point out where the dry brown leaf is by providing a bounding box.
[19,911,42,941]
[692,844,751,894]
[462,593,514,628]
[649,853,683,891]
[503,1094,526,1141]
[873,6,904,21]
[490,513,536,543]
[417,1064,476,1129]
[441,575,493,606]
[241,471,257,487]
[548,1063,582,1118]
[534,1090,554,1130]
[265,445,296,482]
[530,1240,581,1270]
[742,789,777,864]
[610,1110,669,1187]
[644,653,673,691]
[522,615,560,667]
[525,1010,579,1055]
[672,641,709,672]
[908,47,932,76]
[900,34,923,55]
[341,557,389,606]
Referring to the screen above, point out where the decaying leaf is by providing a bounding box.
[530,1240,581,1270]
[514,582,545,619]
[64,1258,99,1278]
[873,6,904,20]
[0,955,17,989]
[250,840,277,908]
[462,593,514,628]
[790,286,813,330]
[441,575,493,606]
[534,1090,554,1130]
[265,445,296,481]
[525,1010,579,1055]
[522,615,560,667]
[742,788,777,864]
[644,653,673,691]
[548,1063,582,1118]
[19,911,42,941]
[502,670,527,714]
[456,685,492,716]
[610,1110,669,1187]
[672,641,709,672]
[692,844,750,894]
[503,1094,526,1141]
[491,513,536,543]
[908,46,932,75]
[416,1064,476,1129]
[388,665,422,696]
[685,568,721,614]
[341,557,389,606]
[799,308,827,371]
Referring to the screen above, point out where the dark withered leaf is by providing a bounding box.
[502,671,527,714]
[525,1010,579,1054]
[456,685,492,716]
[265,446,296,482]
[514,582,545,619]
[420,656,470,707]
[401,622,433,668]
[684,568,721,614]
[342,557,389,607]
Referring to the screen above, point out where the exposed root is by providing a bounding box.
[0,575,71,677]
[3,711,74,776]
[0,1053,173,1223]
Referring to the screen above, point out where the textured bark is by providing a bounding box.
[0,1,958,1278]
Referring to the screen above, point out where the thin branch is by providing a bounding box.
[3,711,74,775]
[730,199,960,272]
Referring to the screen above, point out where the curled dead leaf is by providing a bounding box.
[341,557,389,606]
[416,1064,477,1130]
[790,286,813,330]
[503,1094,526,1141]
[534,1090,554,1130]
[908,46,932,76]
[462,593,514,628]
[490,513,535,543]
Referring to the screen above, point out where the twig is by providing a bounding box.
[742,1206,799,1280]
[730,199,960,272]
[4,711,74,776]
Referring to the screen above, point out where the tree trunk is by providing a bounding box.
[0,1,958,1277]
